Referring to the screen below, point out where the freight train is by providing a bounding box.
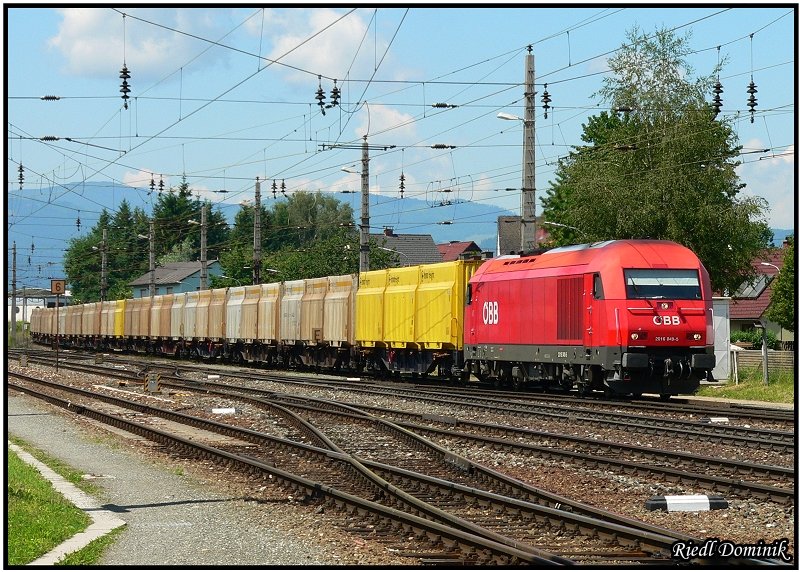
[29,239,716,397]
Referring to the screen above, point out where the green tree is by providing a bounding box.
[220,201,397,285]
[64,210,112,302]
[540,26,772,294]
[152,177,229,262]
[765,237,795,332]
[266,191,354,250]
[220,191,361,283]
[261,228,397,282]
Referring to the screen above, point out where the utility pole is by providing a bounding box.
[22,286,27,344]
[100,228,108,301]
[253,178,262,285]
[148,220,155,297]
[11,241,17,345]
[521,45,536,253]
[360,136,370,273]
[200,205,208,290]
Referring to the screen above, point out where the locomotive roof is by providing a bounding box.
[476,240,702,275]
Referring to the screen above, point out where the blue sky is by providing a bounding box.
[6,5,796,286]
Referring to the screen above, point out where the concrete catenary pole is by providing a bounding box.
[148,220,155,297]
[253,178,262,285]
[359,136,370,273]
[100,228,108,301]
[521,45,536,253]
[200,205,208,290]
[11,241,17,344]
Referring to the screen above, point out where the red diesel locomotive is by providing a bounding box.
[462,240,716,397]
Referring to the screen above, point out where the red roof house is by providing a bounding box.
[437,240,482,262]
[726,245,793,348]
[728,248,784,323]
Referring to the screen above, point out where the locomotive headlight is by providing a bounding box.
[631,333,639,340]
[693,333,702,341]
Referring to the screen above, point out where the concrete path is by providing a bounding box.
[8,441,127,566]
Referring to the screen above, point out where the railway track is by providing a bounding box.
[7,359,792,566]
[15,346,793,425]
[8,373,565,566]
[11,370,786,567]
[16,350,792,453]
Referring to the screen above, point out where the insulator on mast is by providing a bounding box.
[119,65,131,109]
[541,84,551,119]
[711,81,723,118]
[315,76,326,115]
[746,79,758,123]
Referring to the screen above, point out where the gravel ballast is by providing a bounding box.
[6,391,398,566]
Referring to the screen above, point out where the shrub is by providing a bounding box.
[730,329,780,350]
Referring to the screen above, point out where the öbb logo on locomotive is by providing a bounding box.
[482,301,499,325]
[30,239,717,398]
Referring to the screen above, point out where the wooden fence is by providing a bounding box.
[735,350,795,372]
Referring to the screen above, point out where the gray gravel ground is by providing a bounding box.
[7,392,340,567]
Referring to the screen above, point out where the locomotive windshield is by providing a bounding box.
[624,269,701,300]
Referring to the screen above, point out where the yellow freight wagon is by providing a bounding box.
[114,299,126,337]
[415,260,482,349]
[355,269,387,347]
[383,266,419,347]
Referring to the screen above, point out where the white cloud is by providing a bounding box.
[354,103,416,140]
[264,9,373,85]
[737,142,795,229]
[121,169,156,188]
[48,8,230,79]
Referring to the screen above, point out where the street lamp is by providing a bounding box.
[496,112,522,122]
[542,220,587,240]
[137,220,155,297]
[377,246,410,266]
[341,137,370,272]
[91,227,108,301]
[188,205,208,290]
[760,262,780,272]
[498,108,536,253]
[219,275,242,287]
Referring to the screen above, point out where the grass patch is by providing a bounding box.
[7,448,90,565]
[697,367,795,403]
[8,436,100,495]
[56,526,125,566]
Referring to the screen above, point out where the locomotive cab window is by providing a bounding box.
[593,273,604,299]
[624,269,701,300]
[466,283,472,305]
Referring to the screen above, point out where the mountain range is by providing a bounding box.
[7,182,793,290]
[7,182,512,289]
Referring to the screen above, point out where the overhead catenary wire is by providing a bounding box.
[8,7,793,280]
